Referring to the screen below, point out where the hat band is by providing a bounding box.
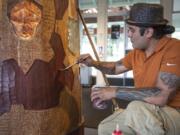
[126,19,168,26]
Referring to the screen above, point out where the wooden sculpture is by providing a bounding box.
[0,0,83,134]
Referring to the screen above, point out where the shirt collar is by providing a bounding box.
[155,36,171,52]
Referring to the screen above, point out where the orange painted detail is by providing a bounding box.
[10,1,42,40]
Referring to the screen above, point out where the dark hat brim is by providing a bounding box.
[125,19,168,27]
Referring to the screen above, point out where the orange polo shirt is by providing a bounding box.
[122,36,180,108]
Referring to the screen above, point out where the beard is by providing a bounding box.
[132,42,146,51]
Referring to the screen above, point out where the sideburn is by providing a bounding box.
[139,27,147,36]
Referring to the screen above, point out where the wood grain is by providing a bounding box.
[54,0,68,19]
[0,0,82,134]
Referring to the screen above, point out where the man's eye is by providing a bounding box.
[128,29,135,33]
[131,29,135,33]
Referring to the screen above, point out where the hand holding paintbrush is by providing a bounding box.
[59,54,90,71]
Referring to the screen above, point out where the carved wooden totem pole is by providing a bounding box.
[0,0,82,134]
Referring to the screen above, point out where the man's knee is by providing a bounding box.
[125,101,151,124]
[98,123,104,135]
[126,101,148,112]
[98,122,113,135]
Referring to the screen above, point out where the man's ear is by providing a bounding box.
[145,27,154,38]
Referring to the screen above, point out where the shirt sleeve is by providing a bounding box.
[122,50,134,70]
[160,42,180,76]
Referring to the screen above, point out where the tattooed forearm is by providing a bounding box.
[94,61,116,74]
[116,88,161,101]
[116,60,123,67]
[94,60,125,75]
[115,72,179,105]
[160,72,180,89]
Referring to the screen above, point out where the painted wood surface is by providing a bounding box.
[0,0,83,134]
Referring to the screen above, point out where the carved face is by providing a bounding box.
[10,1,42,40]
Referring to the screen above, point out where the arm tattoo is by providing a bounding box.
[94,60,124,74]
[94,61,118,74]
[160,72,180,89]
[116,60,123,67]
[94,61,115,74]
[116,72,180,102]
[116,87,161,101]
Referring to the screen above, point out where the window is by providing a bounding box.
[80,23,97,76]
[172,0,180,39]
[173,0,180,11]
[80,0,160,81]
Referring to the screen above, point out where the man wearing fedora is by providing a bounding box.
[78,3,180,135]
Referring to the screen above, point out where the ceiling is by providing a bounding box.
[79,0,160,9]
